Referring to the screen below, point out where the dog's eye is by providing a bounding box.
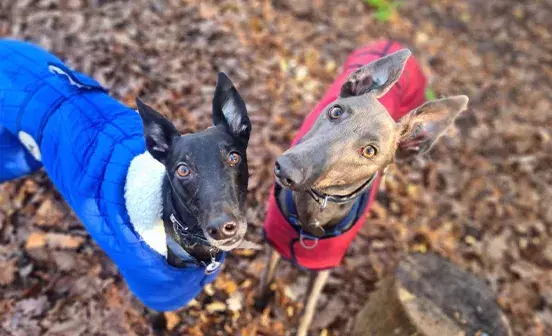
[361,145,377,159]
[328,106,343,120]
[176,164,191,177]
[227,152,241,166]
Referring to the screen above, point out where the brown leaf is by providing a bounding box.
[206,301,227,314]
[164,312,180,331]
[45,233,85,249]
[35,198,65,227]
[25,232,47,250]
[0,259,17,285]
[52,251,77,271]
[15,296,49,317]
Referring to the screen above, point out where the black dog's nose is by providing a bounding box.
[206,220,238,240]
[275,155,305,189]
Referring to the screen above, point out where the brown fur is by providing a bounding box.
[258,49,469,335]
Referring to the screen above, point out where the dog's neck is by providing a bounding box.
[125,152,211,263]
[162,180,215,264]
[278,189,356,232]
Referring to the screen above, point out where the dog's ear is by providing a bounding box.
[395,96,469,160]
[212,72,251,144]
[136,98,179,164]
[340,49,411,98]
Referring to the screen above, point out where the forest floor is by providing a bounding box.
[1,0,551,335]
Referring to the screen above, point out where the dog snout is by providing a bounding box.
[206,217,239,240]
[275,155,305,189]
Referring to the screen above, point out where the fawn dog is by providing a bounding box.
[258,41,469,335]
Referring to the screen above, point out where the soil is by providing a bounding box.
[0,0,551,335]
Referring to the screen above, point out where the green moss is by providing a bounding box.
[365,0,401,22]
[425,87,437,101]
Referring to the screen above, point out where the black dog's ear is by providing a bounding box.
[212,72,251,144]
[136,98,179,164]
[340,49,411,98]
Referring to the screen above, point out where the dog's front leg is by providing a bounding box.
[297,269,330,336]
[255,247,282,309]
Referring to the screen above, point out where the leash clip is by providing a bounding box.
[299,230,319,250]
[205,259,222,275]
[205,249,221,275]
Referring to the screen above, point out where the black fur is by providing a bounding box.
[137,73,250,265]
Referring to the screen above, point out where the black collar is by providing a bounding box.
[307,172,378,207]
[164,174,221,263]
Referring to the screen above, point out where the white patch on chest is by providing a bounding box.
[125,152,167,257]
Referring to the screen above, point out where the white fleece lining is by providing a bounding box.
[125,151,167,257]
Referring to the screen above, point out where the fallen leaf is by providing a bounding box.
[164,312,180,331]
[206,301,227,314]
[15,296,49,317]
[226,291,244,312]
[45,233,85,249]
[52,251,76,271]
[215,276,239,294]
[0,259,16,285]
[25,232,46,250]
[35,198,64,227]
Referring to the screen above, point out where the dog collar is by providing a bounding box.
[165,174,222,272]
[307,172,378,209]
[166,234,222,274]
[284,186,370,248]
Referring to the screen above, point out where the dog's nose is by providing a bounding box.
[275,156,305,189]
[206,220,238,240]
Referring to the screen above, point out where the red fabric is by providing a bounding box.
[264,40,427,270]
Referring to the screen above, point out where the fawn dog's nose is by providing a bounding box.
[274,155,305,189]
[206,217,239,240]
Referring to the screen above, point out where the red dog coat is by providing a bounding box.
[263,40,427,270]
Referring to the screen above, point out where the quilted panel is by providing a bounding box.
[0,39,221,311]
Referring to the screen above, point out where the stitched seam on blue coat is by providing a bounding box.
[36,93,77,146]
[39,89,138,175]
[96,142,118,245]
[15,76,50,132]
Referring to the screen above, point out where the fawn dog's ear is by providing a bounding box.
[340,49,411,98]
[396,96,469,160]
[212,72,251,144]
[136,98,179,164]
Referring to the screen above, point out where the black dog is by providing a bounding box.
[134,73,251,266]
[0,39,251,310]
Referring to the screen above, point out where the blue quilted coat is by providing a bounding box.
[0,39,223,311]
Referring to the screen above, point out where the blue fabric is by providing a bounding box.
[0,39,223,311]
[284,188,370,240]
